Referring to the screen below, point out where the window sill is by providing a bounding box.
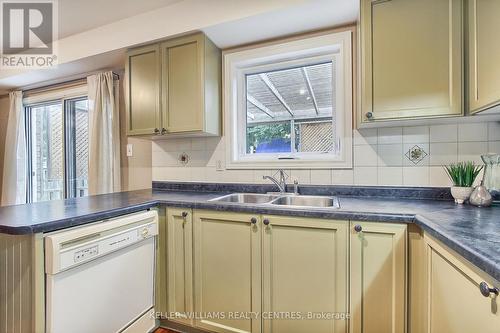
[225,158,353,170]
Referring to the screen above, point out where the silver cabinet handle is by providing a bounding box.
[250,217,257,224]
[263,218,270,226]
[354,225,362,232]
[479,282,499,297]
[365,112,374,120]
[181,211,188,218]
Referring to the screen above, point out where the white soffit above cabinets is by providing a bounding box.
[203,0,359,48]
[0,0,312,94]
[58,0,183,39]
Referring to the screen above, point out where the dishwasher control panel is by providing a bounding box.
[74,245,99,263]
[44,210,159,274]
[58,222,157,271]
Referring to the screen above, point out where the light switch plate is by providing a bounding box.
[126,144,133,157]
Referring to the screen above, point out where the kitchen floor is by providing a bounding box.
[154,328,181,333]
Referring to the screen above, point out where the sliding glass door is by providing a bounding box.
[26,97,89,203]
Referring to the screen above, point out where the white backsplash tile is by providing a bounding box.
[310,169,332,185]
[377,144,403,167]
[458,141,488,164]
[430,124,458,143]
[429,143,457,166]
[488,141,500,154]
[354,128,377,145]
[430,166,451,187]
[378,167,403,186]
[152,121,500,188]
[403,167,429,186]
[458,123,488,142]
[354,144,378,166]
[354,167,378,185]
[191,138,207,151]
[331,169,354,185]
[378,127,403,144]
[403,126,429,143]
[290,169,311,184]
[488,122,500,141]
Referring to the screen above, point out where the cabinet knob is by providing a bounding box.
[181,211,188,218]
[161,128,167,135]
[479,282,499,297]
[250,217,257,224]
[365,112,374,120]
[263,218,270,226]
[154,128,160,134]
[354,224,362,232]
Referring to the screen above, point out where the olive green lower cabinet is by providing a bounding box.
[424,235,500,333]
[166,208,194,326]
[192,210,262,333]
[261,215,349,333]
[350,222,407,333]
[161,209,410,333]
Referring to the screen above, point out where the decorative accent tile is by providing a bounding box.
[405,145,428,165]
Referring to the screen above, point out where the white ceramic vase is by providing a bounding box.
[450,186,473,204]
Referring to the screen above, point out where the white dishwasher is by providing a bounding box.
[45,210,158,333]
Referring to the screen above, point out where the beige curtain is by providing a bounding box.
[87,72,121,195]
[1,91,27,205]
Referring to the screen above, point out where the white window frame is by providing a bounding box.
[224,31,353,169]
[23,83,89,202]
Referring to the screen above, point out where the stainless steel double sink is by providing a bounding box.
[209,193,341,209]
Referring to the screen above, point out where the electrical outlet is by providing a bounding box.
[216,160,224,171]
[126,144,133,157]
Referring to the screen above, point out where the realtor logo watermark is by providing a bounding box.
[0,0,58,68]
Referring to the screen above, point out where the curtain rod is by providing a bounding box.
[0,71,120,99]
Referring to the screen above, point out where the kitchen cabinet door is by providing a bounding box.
[261,215,349,333]
[193,210,261,333]
[468,0,500,114]
[166,208,193,326]
[161,34,203,134]
[125,44,161,135]
[360,0,463,123]
[350,222,407,333]
[425,235,500,333]
[161,33,221,136]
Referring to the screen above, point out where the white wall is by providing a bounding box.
[118,73,152,191]
[151,121,500,187]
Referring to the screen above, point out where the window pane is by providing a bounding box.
[74,99,89,198]
[246,61,335,154]
[30,102,64,202]
[247,122,291,154]
[65,98,89,198]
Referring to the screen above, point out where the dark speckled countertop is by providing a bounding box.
[0,186,499,282]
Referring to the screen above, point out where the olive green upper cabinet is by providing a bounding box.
[126,33,221,137]
[161,34,221,135]
[126,44,161,135]
[468,0,500,114]
[360,0,463,123]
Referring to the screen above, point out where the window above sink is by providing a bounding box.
[224,30,353,169]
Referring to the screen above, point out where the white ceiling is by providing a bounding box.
[58,0,183,39]
[0,0,359,93]
[203,0,358,48]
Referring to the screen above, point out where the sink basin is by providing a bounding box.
[270,195,341,208]
[210,193,279,204]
